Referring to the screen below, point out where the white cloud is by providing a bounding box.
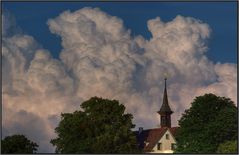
[2,15,78,152]
[2,8,237,153]
[2,10,21,37]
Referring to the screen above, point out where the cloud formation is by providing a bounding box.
[2,8,237,153]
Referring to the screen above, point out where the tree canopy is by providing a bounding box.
[1,134,38,153]
[50,97,140,153]
[175,93,237,153]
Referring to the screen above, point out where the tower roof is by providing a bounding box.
[158,78,173,114]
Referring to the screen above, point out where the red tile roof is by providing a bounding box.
[169,127,179,137]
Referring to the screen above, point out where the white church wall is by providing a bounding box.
[150,129,176,153]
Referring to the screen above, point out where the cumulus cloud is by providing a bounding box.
[2,10,23,38]
[2,8,237,153]
[2,13,78,152]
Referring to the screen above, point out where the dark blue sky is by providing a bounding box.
[2,1,237,63]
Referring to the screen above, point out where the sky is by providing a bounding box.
[2,1,237,63]
[2,1,237,153]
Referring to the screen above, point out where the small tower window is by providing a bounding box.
[157,143,162,150]
[166,134,169,140]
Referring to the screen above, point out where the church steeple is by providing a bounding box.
[158,78,173,128]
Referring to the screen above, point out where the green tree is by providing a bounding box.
[175,93,237,153]
[51,97,140,153]
[1,134,38,153]
[217,140,237,153]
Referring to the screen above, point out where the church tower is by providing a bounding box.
[157,78,173,128]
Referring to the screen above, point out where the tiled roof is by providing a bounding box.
[169,127,179,137]
[135,127,179,152]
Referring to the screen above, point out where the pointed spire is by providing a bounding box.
[158,78,173,114]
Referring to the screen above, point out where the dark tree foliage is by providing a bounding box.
[175,93,237,153]
[1,134,38,153]
[51,97,140,153]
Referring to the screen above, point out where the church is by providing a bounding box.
[135,78,179,153]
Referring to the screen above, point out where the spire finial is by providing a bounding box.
[164,73,168,80]
[164,77,167,88]
[164,73,167,88]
